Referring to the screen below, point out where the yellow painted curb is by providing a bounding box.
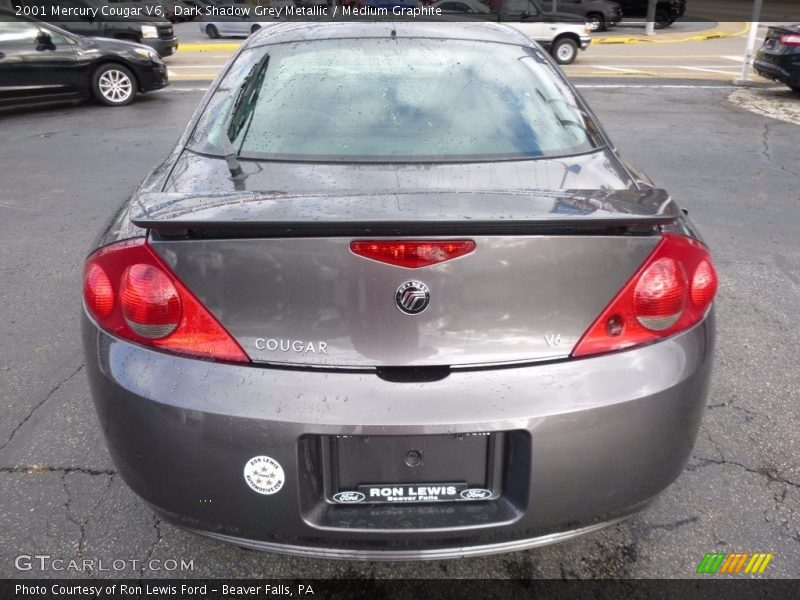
[179,42,242,52]
[594,22,749,45]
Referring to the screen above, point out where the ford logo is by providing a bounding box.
[459,488,492,500]
[333,491,366,504]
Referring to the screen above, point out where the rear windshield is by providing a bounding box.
[187,37,601,162]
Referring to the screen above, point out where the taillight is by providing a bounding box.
[84,264,114,320]
[779,34,800,47]
[572,233,717,358]
[350,240,475,268]
[82,238,249,363]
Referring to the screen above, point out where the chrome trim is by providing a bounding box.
[192,517,628,561]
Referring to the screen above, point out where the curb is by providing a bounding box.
[179,42,242,52]
[594,22,748,45]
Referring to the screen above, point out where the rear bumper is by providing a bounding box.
[83,312,714,559]
[754,58,799,87]
[142,37,178,57]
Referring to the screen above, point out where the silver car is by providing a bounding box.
[82,22,717,560]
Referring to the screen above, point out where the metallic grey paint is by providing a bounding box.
[82,314,714,558]
[151,235,658,367]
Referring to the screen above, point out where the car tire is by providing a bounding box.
[551,37,578,65]
[587,13,605,32]
[250,24,261,35]
[91,63,137,107]
[206,24,220,39]
[654,10,671,29]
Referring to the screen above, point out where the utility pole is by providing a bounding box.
[645,0,656,36]
[735,0,764,84]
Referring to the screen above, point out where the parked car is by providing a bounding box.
[544,0,622,31]
[754,24,800,94]
[615,0,686,28]
[199,15,278,39]
[432,0,491,14]
[505,0,593,64]
[12,0,178,56]
[82,22,717,559]
[0,10,168,108]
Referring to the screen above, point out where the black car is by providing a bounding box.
[12,0,178,57]
[546,0,622,31]
[754,24,800,93]
[615,0,685,28]
[0,11,169,108]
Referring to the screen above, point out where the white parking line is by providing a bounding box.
[680,66,741,74]
[594,66,652,74]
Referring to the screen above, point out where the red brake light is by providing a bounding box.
[83,238,248,363]
[691,259,717,310]
[84,264,114,320]
[779,34,800,46]
[350,240,475,268]
[573,233,717,358]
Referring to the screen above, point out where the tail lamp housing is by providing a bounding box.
[573,233,717,358]
[82,238,249,363]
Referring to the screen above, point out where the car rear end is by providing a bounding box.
[140,21,178,57]
[754,24,800,91]
[605,1,622,27]
[81,25,717,558]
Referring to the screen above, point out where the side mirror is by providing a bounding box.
[35,31,55,51]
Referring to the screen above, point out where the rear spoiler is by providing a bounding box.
[130,188,681,236]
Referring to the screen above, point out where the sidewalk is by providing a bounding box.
[594,21,749,45]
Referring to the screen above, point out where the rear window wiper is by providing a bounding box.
[227,54,270,145]
[222,54,270,181]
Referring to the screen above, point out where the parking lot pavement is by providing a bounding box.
[165,21,769,83]
[1,81,798,579]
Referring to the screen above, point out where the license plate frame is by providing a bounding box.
[323,433,503,505]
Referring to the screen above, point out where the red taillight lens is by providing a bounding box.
[572,233,717,358]
[350,240,475,268]
[83,264,114,320]
[691,259,717,310]
[633,258,686,331]
[82,238,248,363]
[779,34,800,46]
[121,264,182,339]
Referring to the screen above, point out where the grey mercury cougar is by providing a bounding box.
[82,22,717,559]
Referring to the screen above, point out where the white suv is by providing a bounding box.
[505,0,593,64]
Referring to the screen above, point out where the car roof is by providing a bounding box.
[243,21,536,50]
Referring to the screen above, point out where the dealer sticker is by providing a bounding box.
[243,455,285,495]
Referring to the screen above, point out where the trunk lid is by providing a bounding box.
[135,189,677,367]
